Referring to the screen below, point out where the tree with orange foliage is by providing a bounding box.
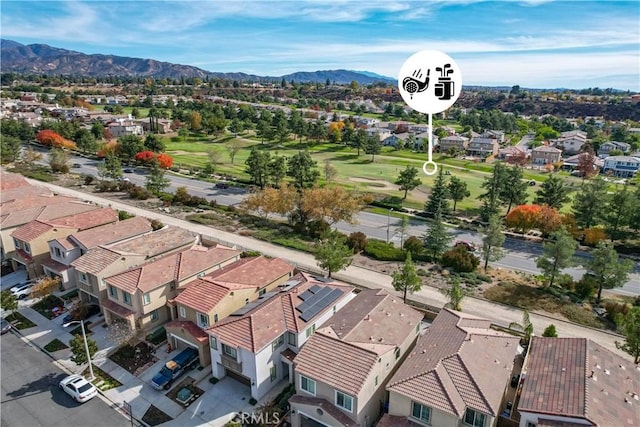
[97,140,118,158]
[157,153,173,169]
[36,129,65,146]
[505,204,542,233]
[536,205,563,236]
[135,150,156,164]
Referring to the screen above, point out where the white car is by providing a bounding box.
[59,375,98,403]
[10,283,34,300]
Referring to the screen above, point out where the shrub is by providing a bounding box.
[118,210,135,221]
[150,219,164,230]
[542,324,558,337]
[347,232,368,253]
[583,227,608,246]
[403,236,424,257]
[441,245,479,273]
[145,327,167,345]
[307,220,330,239]
[364,239,405,261]
[95,180,119,192]
[173,186,191,205]
[604,301,630,323]
[574,275,597,300]
[83,175,94,185]
[127,185,152,200]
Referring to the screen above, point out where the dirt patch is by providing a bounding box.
[108,342,158,375]
[349,177,399,191]
[142,405,173,426]
[166,150,207,156]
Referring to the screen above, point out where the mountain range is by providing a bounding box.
[0,39,394,85]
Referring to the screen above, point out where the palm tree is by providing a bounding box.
[509,309,534,345]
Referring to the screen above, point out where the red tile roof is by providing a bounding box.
[289,395,358,426]
[294,289,422,397]
[105,245,240,294]
[518,337,639,427]
[69,216,152,249]
[0,172,30,190]
[387,309,520,418]
[42,258,69,273]
[164,320,209,344]
[205,256,293,288]
[376,415,422,427]
[70,247,126,274]
[105,226,196,258]
[102,298,135,318]
[46,207,117,230]
[11,220,60,242]
[173,278,240,314]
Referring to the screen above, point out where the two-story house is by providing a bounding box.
[10,208,117,279]
[378,309,520,427]
[531,145,562,165]
[552,130,588,155]
[43,217,152,290]
[208,274,356,401]
[71,227,197,307]
[597,141,630,158]
[289,289,423,427]
[102,245,240,336]
[439,135,469,153]
[602,155,640,177]
[466,137,499,158]
[166,256,293,367]
[481,130,506,143]
[516,337,639,427]
[106,119,143,137]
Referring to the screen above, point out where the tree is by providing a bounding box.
[353,129,367,156]
[509,309,534,345]
[424,168,449,216]
[144,134,165,152]
[267,155,287,187]
[585,241,633,303]
[576,150,597,180]
[536,227,577,287]
[505,204,542,233]
[605,183,634,238]
[69,333,98,365]
[0,135,21,164]
[0,290,17,312]
[572,177,609,228]
[422,209,452,260]
[615,307,640,364]
[440,279,468,311]
[542,324,558,337]
[145,159,171,194]
[97,153,123,181]
[135,150,156,164]
[447,176,470,212]
[313,230,353,278]
[225,140,242,164]
[245,148,271,189]
[117,135,145,160]
[500,166,528,214]
[479,162,508,221]
[323,160,338,182]
[396,215,409,248]
[156,153,173,169]
[76,129,98,154]
[364,135,381,162]
[536,174,571,210]
[106,319,135,346]
[392,252,421,303]
[479,215,506,270]
[48,147,70,173]
[287,150,320,189]
[395,166,421,200]
[30,277,60,299]
[228,118,243,136]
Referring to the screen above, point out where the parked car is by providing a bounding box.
[454,240,477,252]
[59,375,98,403]
[215,182,229,189]
[123,168,134,173]
[10,283,34,300]
[62,304,101,324]
[528,180,536,186]
[72,163,82,168]
[1,318,12,334]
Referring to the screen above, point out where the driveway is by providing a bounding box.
[0,269,27,291]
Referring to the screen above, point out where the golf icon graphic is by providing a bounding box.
[398,50,462,175]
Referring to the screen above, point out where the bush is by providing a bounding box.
[583,227,608,246]
[347,232,368,253]
[95,180,119,192]
[574,275,597,300]
[145,327,167,345]
[604,301,630,323]
[83,175,94,185]
[118,210,135,221]
[364,239,405,261]
[403,236,424,257]
[150,219,164,230]
[441,245,479,273]
[127,185,152,200]
[542,324,558,337]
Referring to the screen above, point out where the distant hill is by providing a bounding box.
[0,39,390,85]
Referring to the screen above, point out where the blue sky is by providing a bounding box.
[1,1,639,90]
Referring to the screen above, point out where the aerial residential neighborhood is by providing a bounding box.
[1,2,640,427]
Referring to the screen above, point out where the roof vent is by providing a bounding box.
[619,364,625,370]
[561,368,566,372]
[378,337,384,342]
[604,369,610,375]
[596,364,601,370]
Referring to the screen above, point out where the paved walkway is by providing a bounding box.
[26,179,632,361]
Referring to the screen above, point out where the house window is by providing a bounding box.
[214,313,219,323]
[259,288,266,296]
[222,344,237,359]
[305,324,316,338]
[244,298,249,305]
[335,391,353,412]
[80,273,89,284]
[54,247,61,257]
[150,309,158,322]
[108,285,117,299]
[122,292,132,305]
[210,336,218,350]
[143,293,151,305]
[197,312,209,328]
[270,365,277,382]
[464,409,486,427]
[24,243,31,254]
[288,332,297,346]
[179,306,186,318]
[13,238,21,250]
[411,401,431,423]
[300,376,316,396]
[271,334,284,352]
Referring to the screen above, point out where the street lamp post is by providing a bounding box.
[386,208,393,243]
[63,319,94,381]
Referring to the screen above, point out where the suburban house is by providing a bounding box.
[602,155,640,177]
[289,289,423,427]
[71,227,197,308]
[10,208,117,279]
[553,130,588,155]
[106,119,144,137]
[137,117,172,133]
[531,145,562,165]
[43,217,152,290]
[166,255,293,367]
[439,135,469,153]
[481,130,506,143]
[466,137,499,158]
[208,273,356,401]
[598,141,630,158]
[561,153,603,172]
[498,146,525,161]
[382,133,410,147]
[101,245,240,336]
[379,309,521,427]
[516,337,639,427]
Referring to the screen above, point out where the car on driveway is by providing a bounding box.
[1,318,12,334]
[59,375,98,403]
[62,304,101,324]
[10,283,34,300]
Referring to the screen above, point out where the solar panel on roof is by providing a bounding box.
[298,290,314,301]
[309,284,322,294]
[302,286,332,308]
[296,301,310,313]
[299,288,344,322]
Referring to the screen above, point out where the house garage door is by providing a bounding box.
[226,368,251,386]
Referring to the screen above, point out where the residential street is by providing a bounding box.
[27,179,634,362]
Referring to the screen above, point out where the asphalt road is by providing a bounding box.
[43,149,640,296]
[0,331,127,427]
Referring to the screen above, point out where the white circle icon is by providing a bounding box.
[398,50,462,114]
